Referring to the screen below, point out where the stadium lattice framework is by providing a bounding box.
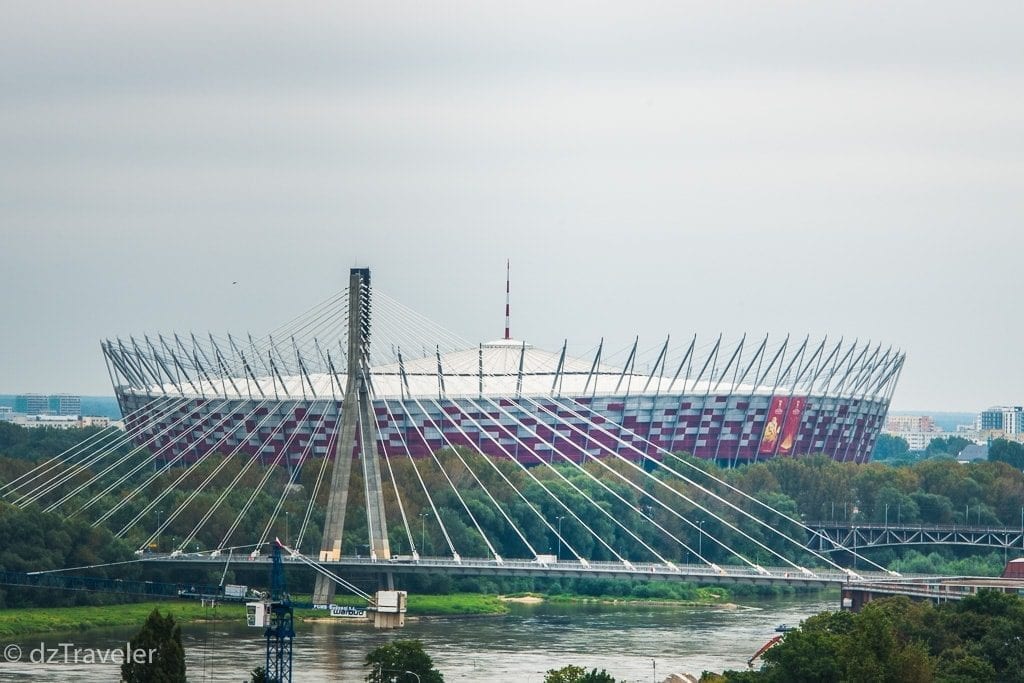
[102,268,903,470]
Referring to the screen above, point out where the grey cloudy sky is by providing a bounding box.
[2,1,1022,411]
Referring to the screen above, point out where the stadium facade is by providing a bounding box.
[103,271,903,468]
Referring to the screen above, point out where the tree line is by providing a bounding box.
[704,590,1024,683]
[3,421,1024,607]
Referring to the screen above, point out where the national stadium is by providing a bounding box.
[102,267,903,470]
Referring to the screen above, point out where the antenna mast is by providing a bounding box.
[504,260,511,340]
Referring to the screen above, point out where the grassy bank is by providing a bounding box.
[316,592,508,617]
[540,585,732,606]
[0,583,776,638]
[0,593,509,638]
[0,601,245,639]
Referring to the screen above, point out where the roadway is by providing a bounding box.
[141,553,915,589]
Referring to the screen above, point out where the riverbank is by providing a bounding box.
[0,596,839,681]
[0,586,798,638]
[0,593,509,638]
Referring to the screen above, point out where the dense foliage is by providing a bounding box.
[364,639,444,683]
[121,608,186,683]
[990,439,1024,469]
[872,434,911,461]
[873,434,974,464]
[0,502,137,607]
[704,591,1024,683]
[0,422,111,461]
[2,420,1024,604]
[544,665,617,682]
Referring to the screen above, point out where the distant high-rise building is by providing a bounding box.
[48,394,81,417]
[14,394,48,415]
[13,393,81,417]
[977,406,1024,435]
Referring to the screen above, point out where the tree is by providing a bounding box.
[990,439,1024,469]
[121,608,186,683]
[365,639,444,683]
[925,436,972,459]
[544,665,617,683]
[711,593,1024,682]
[873,434,910,461]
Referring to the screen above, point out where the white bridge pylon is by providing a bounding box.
[0,268,904,585]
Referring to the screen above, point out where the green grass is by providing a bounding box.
[405,593,507,615]
[0,584,741,638]
[0,592,509,638]
[0,601,245,639]
[542,585,730,606]
[295,591,508,616]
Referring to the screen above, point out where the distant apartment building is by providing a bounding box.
[11,414,114,430]
[882,414,943,451]
[13,394,49,415]
[0,406,13,422]
[902,432,947,451]
[13,393,81,417]
[977,406,1024,435]
[885,415,938,433]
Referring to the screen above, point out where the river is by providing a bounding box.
[0,596,836,682]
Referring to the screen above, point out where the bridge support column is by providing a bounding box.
[841,587,872,612]
[313,268,391,606]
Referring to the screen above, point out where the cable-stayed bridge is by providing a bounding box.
[0,268,909,606]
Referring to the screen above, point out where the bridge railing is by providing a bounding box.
[806,520,1024,534]
[144,552,909,584]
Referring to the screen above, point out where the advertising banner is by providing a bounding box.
[758,396,788,454]
[777,396,806,455]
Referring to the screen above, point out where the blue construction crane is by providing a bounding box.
[246,541,294,683]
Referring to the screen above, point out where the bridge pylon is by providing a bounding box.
[313,267,390,605]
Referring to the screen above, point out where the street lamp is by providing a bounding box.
[285,511,290,546]
[698,520,705,559]
[556,516,565,561]
[419,512,430,556]
[885,503,889,528]
[154,509,162,552]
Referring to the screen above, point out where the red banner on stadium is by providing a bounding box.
[777,396,806,455]
[758,396,807,455]
[758,396,788,454]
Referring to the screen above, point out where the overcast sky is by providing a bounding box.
[2,2,1022,412]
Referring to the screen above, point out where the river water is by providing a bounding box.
[0,596,836,682]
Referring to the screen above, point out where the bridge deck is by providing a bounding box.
[142,553,917,589]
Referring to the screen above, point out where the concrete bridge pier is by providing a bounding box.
[840,586,870,612]
[313,268,393,607]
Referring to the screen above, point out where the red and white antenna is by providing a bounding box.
[504,259,511,340]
